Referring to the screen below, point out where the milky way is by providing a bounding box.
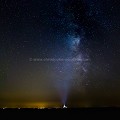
[51,0,90,104]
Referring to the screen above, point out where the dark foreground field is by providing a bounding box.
[1,107,120,118]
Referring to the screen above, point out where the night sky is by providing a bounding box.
[0,0,120,108]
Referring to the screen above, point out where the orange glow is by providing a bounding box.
[0,102,62,108]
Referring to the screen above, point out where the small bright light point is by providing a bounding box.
[63,104,67,108]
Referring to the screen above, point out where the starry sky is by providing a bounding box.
[0,0,120,108]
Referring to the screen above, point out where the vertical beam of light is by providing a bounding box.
[52,1,90,106]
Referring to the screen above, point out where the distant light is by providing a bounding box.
[38,107,45,109]
[63,104,67,108]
